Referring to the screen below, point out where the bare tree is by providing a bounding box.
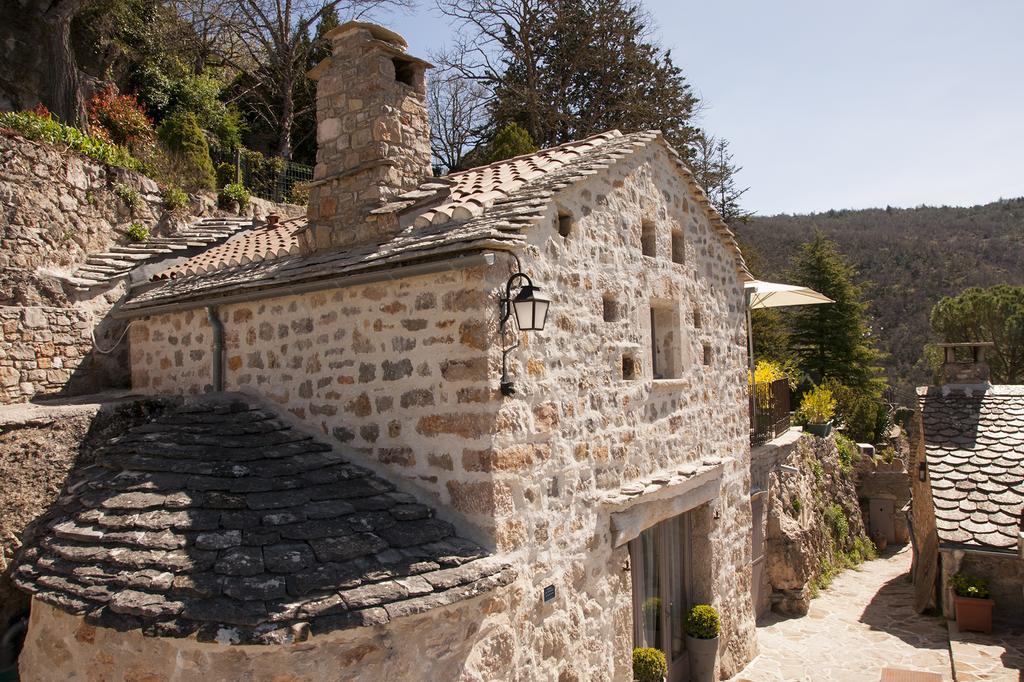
[427,54,490,172]
[170,0,251,74]
[177,0,410,159]
[434,0,550,142]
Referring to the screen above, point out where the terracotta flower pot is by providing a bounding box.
[954,595,994,633]
[686,634,718,682]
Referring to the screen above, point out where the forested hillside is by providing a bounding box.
[736,198,1024,403]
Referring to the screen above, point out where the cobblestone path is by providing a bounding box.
[729,546,954,681]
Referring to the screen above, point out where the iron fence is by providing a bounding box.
[210,147,313,204]
[750,378,792,446]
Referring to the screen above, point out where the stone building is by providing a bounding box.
[12,21,758,681]
[909,343,1024,627]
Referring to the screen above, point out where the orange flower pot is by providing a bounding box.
[954,595,995,633]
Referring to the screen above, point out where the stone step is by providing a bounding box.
[91,251,155,262]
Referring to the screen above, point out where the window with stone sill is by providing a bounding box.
[641,220,656,258]
[557,211,574,238]
[650,302,683,380]
[703,343,713,366]
[603,295,619,323]
[622,353,638,380]
[671,229,685,264]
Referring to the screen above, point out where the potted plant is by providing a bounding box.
[632,647,667,682]
[798,385,836,437]
[871,529,888,552]
[684,604,720,682]
[952,572,994,633]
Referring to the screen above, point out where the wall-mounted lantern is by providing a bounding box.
[499,270,551,397]
[918,462,927,482]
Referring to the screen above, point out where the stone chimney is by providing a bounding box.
[301,22,433,252]
[937,342,994,385]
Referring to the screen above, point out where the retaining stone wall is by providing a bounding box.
[128,144,756,679]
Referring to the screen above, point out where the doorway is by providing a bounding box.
[629,513,691,682]
[869,498,896,544]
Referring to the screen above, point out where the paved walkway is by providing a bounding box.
[730,546,954,681]
[948,621,1024,681]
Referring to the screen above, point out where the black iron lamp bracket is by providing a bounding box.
[499,271,534,397]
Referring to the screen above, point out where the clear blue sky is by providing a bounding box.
[380,0,1024,216]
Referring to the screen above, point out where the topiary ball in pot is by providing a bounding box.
[684,604,720,639]
[632,647,667,682]
[684,604,720,682]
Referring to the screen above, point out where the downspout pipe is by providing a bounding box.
[206,306,225,392]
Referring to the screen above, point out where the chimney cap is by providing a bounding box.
[323,21,408,50]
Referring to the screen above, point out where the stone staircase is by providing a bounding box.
[66,217,254,291]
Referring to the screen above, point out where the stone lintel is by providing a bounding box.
[609,465,723,548]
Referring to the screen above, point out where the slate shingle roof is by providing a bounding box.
[919,385,1024,551]
[12,395,513,644]
[122,130,749,314]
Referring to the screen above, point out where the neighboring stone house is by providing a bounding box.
[909,343,1024,626]
[12,21,758,680]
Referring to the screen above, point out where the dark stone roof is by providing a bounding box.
[918,385,1024,551]
[12,395,513,644]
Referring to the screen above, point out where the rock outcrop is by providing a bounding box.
[764,434,872,615]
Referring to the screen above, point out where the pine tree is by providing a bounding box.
[486,123,537,163]
[930,285,1024,383]
[787,230,884,393]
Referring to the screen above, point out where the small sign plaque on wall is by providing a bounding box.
[543,585,556,603]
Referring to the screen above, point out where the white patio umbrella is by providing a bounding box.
[744,280,833,377]
[745,280,834,311]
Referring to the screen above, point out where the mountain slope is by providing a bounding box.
[735,198,1024,402]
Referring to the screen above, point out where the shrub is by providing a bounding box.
[288,182,310,205]
[835,433,859,473]
[114,183,141,210]
[797,385,836,424]
[238,148,284,198]
[684,604,720,639]
[87,83,155,149]
[216,161,237,189]
[125,221,150,242]
[157,111,215,191]
[791,497,802,515]
[0,110,140,170]
[851,536,878,563]
[810,459,824,482]
[951,573,991,599]
[167,72,243,149]
[218,182,250,212]
[632,647,667,682]
[823,379,891,442]
[824,504,849,540]
[162,186,188,211]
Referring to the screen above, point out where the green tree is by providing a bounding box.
[157,110,216,190]
[930,285,1024,383]
[787,230,884,392]
[440,0,701,155]
[486,123,536,163]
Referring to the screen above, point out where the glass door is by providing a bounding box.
[630,514,690,682]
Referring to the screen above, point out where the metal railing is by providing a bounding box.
[750,378,792,446]
[211,148,313,204]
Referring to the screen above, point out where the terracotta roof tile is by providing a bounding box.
[918,385,1024,551]
[123,129,749,313]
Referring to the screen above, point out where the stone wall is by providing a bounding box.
[0,304,130,402]
[854,440,912,544]
[907,408,941,613]
[762,433,872,615]
[941,552,1024,627]
[0,129,301,403]
[20,589,525,682]
[128,144,756,678]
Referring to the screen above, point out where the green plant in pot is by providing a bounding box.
[632,647,667,682]
[951,572,994,633]
[798,385,836,437]
[684,604,720,682]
